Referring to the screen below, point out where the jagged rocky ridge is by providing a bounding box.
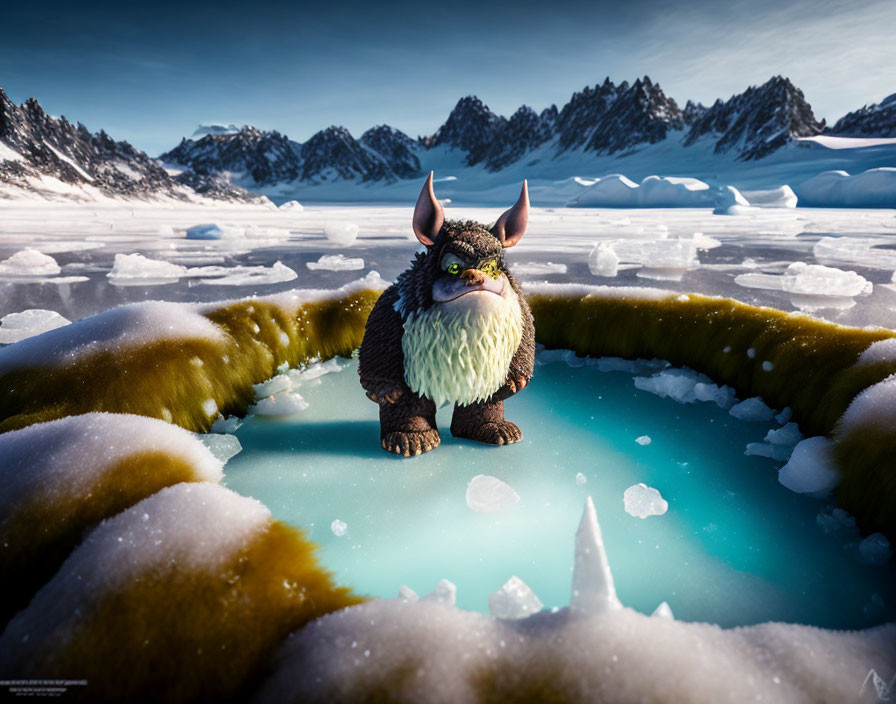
[163,75,840,186]
[826,93,896,138]
[0,88,259,202]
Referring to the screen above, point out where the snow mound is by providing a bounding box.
[488,576,543,620]
[465,475,520,513]
[730,397,775,422]
[713,186,752,215]
[857,338,896,366]
[588,242,620,277]
[569,175,714,208]
[0,300,226,376]
[278,200,304,211]
[306,254,365,271]
[0,309,71,344]
[0,249,62,276]
[323,222,359,246]
[778,437,840,494]
[740,185,798,208]
[796,168,896,208]
[108,253,187,281]
[623,483,668,518]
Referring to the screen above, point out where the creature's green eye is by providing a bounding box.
[441,253,464,275]
[480,259,500,279]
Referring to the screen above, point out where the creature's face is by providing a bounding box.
[430,225,508,305]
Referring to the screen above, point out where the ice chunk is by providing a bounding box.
[729,397,775,422]
[185,223,244,240]
[199,261,297,286]
[575,472,587,485]
[512,261,567,276]
[279,200,304,211]
[858,533,892,565]
[636,239,698,281]
[766,422,803,446]
[0,249,61,276]
[0,309,71,344]
[740,185,798,208]
[107,253,187,281]
[776,407,793,424]
[736,262,872,310]
[488,576,543,620]
[291,357,345,381]
[623,483,668,518]
[635,435,651,446]
[250,391,309,417]
[253,374,293,398]
[397,585,419,602]
[323,222,359,246]
[588,242,619,277]
[713,186,752,215]
[211,415,242,434]
[423,579,456,606]
[778,437,839,494]
[634,368,732,408]
[196,433,242,465]
[331,519,347,537]
[465,475,520,513]
[571,497,621,614]
[651,601,674,619]
[570,174,714,208]
[813,236,896,270]
[306,254,365,271]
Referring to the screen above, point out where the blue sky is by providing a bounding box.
[2,0,894,156]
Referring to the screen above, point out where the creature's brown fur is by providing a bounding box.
[359,220,535,456]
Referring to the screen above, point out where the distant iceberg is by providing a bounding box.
[568,175,716,208]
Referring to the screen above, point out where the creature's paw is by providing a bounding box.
[366,385,405,405]
[454,420,522,445]
[506,376,530,395]
[381,428,441,457]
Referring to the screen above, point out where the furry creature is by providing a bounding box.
[359,172,535,456]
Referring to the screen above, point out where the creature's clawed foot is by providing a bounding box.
[381,428,441,457]
[452,419,522,445]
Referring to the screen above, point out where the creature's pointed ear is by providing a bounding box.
[412,171,444,246]
[492,180,529,248]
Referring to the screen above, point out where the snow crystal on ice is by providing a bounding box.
[331,519,348,537]
[306,254,365,271]
[465,475,520,514]
[0,309,71,344]
[0,249,61,276]
[729,397,775,422]
[323,222,359,246]
[623,484,668,518]
[778,437,839,494]
[488,576,543,620]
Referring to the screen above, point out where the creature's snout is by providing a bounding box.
[461,268,487,285]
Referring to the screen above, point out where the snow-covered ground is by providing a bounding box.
[2,200,896,333]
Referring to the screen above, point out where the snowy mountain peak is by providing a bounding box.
[683,75,824,160]
[827,92,896,138]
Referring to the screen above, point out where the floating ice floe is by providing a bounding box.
[635,435,651,446]
[195,433,243,465]
[107,253,187,282]
[331,519,348,537]
[623,484,668,518]
[511,261,568,276]
[488,576,543,620]
[713,186,752,215]
[306,254,365,271]
[734,261,872,310]
[795,168,896,208]
[0,249,62,276]
[279,200,304,211]
[250,391,309,417]
[778,437,839,494]
[633,368,736,408]
[0,309,71,344]
[813,236,896,270]
[729,397,775,422]
[465,475,520,514]
[745,422,803,462]
[569,175,715,208]
[323,222,359,246]
[199,261,297,286]
[186,223,239,240]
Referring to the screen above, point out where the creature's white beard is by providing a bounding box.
[402,287,522,407]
